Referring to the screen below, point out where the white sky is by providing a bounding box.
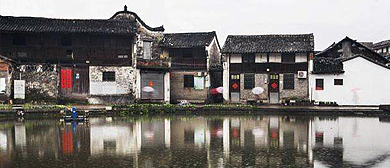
[1,0,389,50]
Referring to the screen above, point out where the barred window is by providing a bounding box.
[244,74,255,89]
[316,79,324,90]
[103,72,115,82]
[283,74,294,90]
[184,75,194,88]
[334,79,343,86]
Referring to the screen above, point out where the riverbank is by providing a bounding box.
[0,104,388,118]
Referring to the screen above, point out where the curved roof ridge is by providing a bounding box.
[110,10,164,32]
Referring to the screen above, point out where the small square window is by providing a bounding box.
[316,79,324,90]
[103,71,115,82]
[184,75,194,88]
[244,74,254,89]
[334,79,343,86]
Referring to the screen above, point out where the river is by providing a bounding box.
[1,115,390,168]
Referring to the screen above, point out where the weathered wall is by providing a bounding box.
[14,64,59,100]
[89,66,134,95]
[208,38,220,68]
[170,71,208,102]
[239,73,268,101]
[279,73,308,100]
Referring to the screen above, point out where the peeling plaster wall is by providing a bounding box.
[89,66,134,95]
[279,73,308,100]
[14,64,59,99]
[240,73,269,101]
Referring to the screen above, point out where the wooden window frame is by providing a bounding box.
[283,74,294,90]
[103,71,115,82]
[244,74,255,90]
[316,79,324,90]
[184,75,194,88]
[334,79,343,86]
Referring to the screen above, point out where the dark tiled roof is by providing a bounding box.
[314,37,390,74]
[161,31,217,48]
[374,39,390,49]
[313,57,344,74]
[0,15,137,35]
[222,34,314,54]
[359,42,374,49]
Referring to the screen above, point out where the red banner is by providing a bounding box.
[61,69,66,89]
[61,69,73,89]
[67,69,72,89]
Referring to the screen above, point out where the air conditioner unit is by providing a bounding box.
[297,71,307,79]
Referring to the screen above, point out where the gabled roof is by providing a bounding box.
[316,36,389,63]
[161,31,219,48]
[313,37,390,74]
[221,34,314,54]
[110,6,164,32]
[374,39,390,49]
[0,15,137,35]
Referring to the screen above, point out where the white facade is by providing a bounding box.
[309,56,390,105]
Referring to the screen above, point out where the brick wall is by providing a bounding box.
[170,71,208,102]
[240,73,268,101]
[279,73,308,100]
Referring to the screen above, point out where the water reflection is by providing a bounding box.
[1,116,390,167]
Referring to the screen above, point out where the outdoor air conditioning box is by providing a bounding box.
[297,71,307,79]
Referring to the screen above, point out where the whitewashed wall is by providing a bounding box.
[89,66,134,95]
[309,57,390,105]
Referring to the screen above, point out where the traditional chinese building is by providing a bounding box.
[0,6,166,103]
[221,34,314,104]
[309,37,390,105]
[160,32,221,103]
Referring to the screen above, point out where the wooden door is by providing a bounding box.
[230,74,240,103]
[269,74,279,104]
[61,67,89,97]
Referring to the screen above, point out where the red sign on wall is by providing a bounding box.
[61,69,72,89]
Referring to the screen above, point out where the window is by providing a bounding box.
[184,75,194,88]
[334,79,343,86]
[282,53,295,63]
[117,54,129,59]
[242,54,255,63]
[17,52,27,58]
[61,36,72,46]
[103,72,115,82]
[231,74,240,80]
[283,74,294,90]
[12,34,26,45]
[244,74,254,89]
[316,79,324,90]
[194,76,205,90]
[66,50,73,59]
[183,48,193,58]
[143,41,151,59]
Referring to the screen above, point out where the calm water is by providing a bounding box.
[1,115,390,168]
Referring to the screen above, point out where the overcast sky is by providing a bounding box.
[1,0,389,50]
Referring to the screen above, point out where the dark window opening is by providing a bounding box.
[61,36,72,46]
[12,34,26,45]
[316,79,324,90]
[17,52,27,58]
[66,50,73,59]
[244,74,255,89]
[334,79,343,86]
[184,75,194,88]
[283,74,294,90]
[242,54,255,63]
[183,49,193,58]
[103,71,115,82]
[282,53,295,63]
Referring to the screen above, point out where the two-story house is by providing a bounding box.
[160,32,221,103]
[221,34,314,104]
[0,6,165,103]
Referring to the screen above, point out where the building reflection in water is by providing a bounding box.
[0,116,315,167]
